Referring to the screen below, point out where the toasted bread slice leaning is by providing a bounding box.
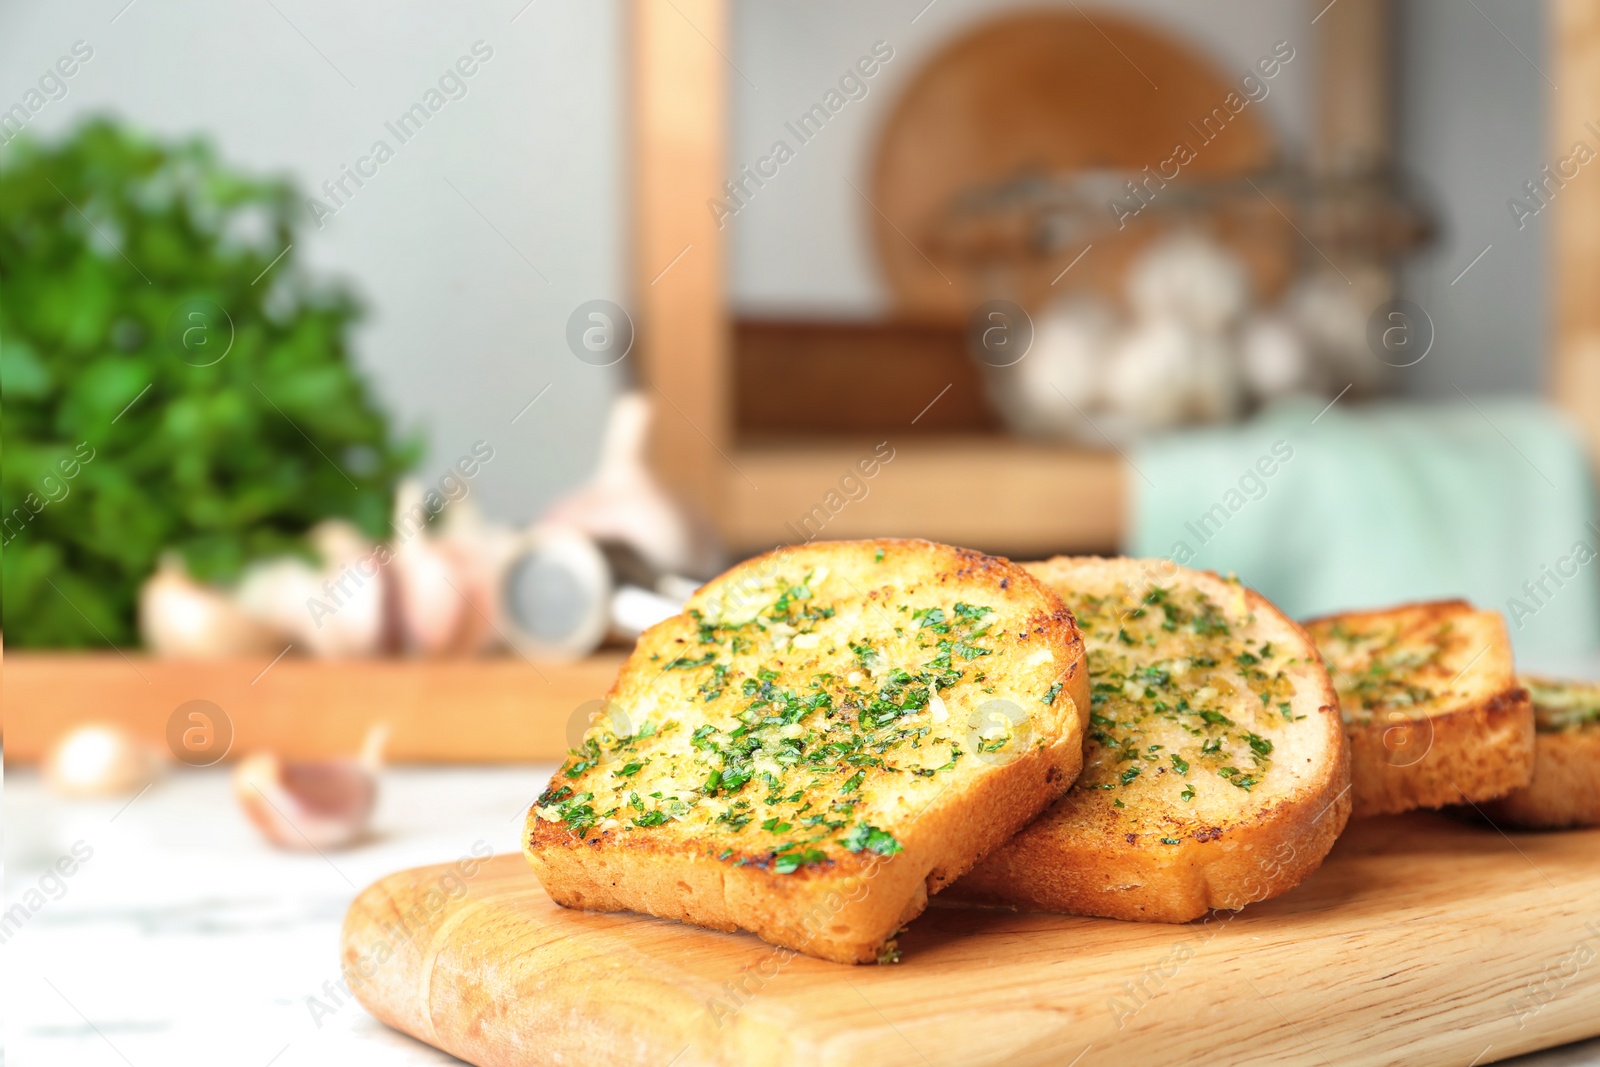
[1303,600,1533,819]
[1478,677,1600,829]
[523,538,1089,964]
[952,557,1350,923]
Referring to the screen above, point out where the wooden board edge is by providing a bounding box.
[336,821,1600,1067]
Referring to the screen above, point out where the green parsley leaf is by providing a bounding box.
[773,847,826,874]
[841,823,903,855]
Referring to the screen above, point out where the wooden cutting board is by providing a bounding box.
[869,9,1289,322]
[342,813,1600,1066]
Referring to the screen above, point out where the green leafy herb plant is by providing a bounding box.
[1,119,416,648]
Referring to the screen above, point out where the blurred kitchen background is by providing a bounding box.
[8,0,1600,775]
[5,1,1600,1061]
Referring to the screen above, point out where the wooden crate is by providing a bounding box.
[3,651,624,764]
[723,436,1123,558]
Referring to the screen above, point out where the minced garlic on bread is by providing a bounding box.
[523,538,1089,964]
[1305,600,1533,818]
[952,557,1350,923]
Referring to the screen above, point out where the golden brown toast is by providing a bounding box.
[952,557,1350,923]
[1478,677,1600,829]
[1305,600,1533,818]
[523,538,1089,963]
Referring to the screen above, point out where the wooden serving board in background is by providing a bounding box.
[342,814,1600,1067]
[869,9,1287,321]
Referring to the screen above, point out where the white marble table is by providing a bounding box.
[6,765,1597,1067]
[6,765,553,1067]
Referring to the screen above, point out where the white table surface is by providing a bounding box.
[6,765,1597,1067]
[6,765,552,1067]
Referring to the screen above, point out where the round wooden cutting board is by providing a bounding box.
[869,9,1288,320]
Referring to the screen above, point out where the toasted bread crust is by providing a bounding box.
[525,737,1080,963]
[1343,686,1534,817]
[1476,731,1600,829]
[1305,601,1534,818]
[952,785,1348,921]
[952,557,1350,923]
[524,539,1089,963]
[1478,678,1600,829]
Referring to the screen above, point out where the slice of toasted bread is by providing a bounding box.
[1477,677,1600,829]
[1303,600,1533,818]
[523,538,1089,964]
[951,557,1350,923]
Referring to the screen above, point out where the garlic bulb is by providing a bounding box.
[1189,331,1243,424]
[541,392,721,578]
[45,725,162,797]
[1289,267,1391,394]
[435,497,519,655]
[1102,317,1198,436]
[989,295,1117,442]
[1241,313,1314,401]
[232,725,387,851]
[235,557,323,645]
[236,520,387,657]
[389,481,468,656]
[1127,232,1251,333]
[139,554,278,658]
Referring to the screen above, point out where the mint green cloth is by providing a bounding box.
[1128,398,1600,664]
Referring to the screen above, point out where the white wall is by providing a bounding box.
[0,0,625,523]
[1394,0,1548,397]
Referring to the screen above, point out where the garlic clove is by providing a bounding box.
[140,554,280,659]
[232,725,387,851]
[45,724,163,797]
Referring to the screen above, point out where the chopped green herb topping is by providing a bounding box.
[1066,581,1291,803]
[538,564,1016,873]
[841,823,903,855]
